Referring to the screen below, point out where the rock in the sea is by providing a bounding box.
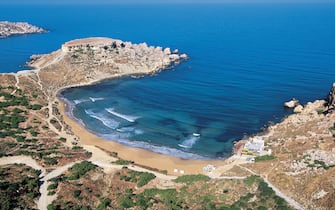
[284,98,299,108]
[326,82,335,109]
[164,47,171,55]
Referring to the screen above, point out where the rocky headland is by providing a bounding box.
[27,37,188,98]
[0,21,46,38]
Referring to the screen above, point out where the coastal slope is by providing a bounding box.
[0,21,46,38]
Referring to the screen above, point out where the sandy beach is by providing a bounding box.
[59,99,229,175]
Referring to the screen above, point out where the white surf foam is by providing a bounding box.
[73,99,90,104]
[89,97,104,102]
[99,134,207,159]
[85,110,119,129]
[178,136,200,149]
[105,108,138,123]
[116,127,144,135]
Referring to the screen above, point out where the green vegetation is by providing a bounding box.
[67,161,97,180]
[73,190,81,198]
[119,188,183,209]
[30,130,39,137]
[113,159,133,165]
[317,109,324,115]
[245,175,262,186]
[27,104,42,110]
[47,183,58,191]
[44,157,58,165]
[119,170,156,187]
[72,146,83,150]
[58,137,66,142]
[0,165,41,209]
[255,155,276,162]
[96,197,111,210]
[174,174,210,184]
[310,160,334,170]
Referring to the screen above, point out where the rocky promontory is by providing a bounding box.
[0,21,46,38]
[27,37,188,98]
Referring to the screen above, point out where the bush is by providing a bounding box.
[28,104,43,110]
[137,172,156,187]
[72,146,83,150]
[73,190,81,198]
[67,161,96,180]
[47,183,58,191]
[96,197,111,210]
[174,174,210,184]
[30,130,39,137]
[58,137,66,142]
[47,191,56,196]
[255,155,276,162]
[245,175,262,186]
[47,204,57,210]
[44,157,58,165]
[113,159,133,165]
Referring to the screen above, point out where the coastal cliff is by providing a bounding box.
[0,21,46,38]
[28,37,188,98]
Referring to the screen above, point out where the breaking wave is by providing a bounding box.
[105,108,139,123]
[178,136,200,149]
[73,99,90,104]
[99,133,207,159]
[89,97,104,102]
[84,109,120,129]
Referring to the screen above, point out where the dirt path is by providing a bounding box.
[0,156,46,177]
[238,165,306,210]
[38,161,80,210]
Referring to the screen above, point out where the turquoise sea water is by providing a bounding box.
[1,4,335,158]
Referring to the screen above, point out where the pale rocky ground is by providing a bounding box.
[0,21,46,38]
[242,97,335,209]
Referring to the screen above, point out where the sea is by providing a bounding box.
[1,3,335,159]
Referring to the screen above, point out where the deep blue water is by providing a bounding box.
[1,4,335,158]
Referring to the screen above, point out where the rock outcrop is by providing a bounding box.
[326,83,335,110]
[0,21,46,38]
[284,98,299,108]
[27,37,188,98]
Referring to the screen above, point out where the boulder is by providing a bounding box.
[284,98,299,108]
[293,105,304,113]
[163,47,171,55]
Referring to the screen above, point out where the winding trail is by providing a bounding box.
[0,153,306,210]
[238,165,306,210]
[0,156,46,177]
[38,161,80,210]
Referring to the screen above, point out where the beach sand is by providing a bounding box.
[59,100,229,175]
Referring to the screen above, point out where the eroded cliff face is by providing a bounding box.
[0,21,46,38]
[326,83,335,111]
[27,37,188,98]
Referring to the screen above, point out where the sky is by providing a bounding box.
[1,0,335,4]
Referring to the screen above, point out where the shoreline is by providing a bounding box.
[59,92,219,160]
[58,97,229,175]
